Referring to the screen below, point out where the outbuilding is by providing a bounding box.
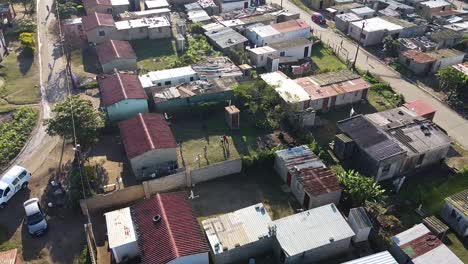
[246,19,311,47]
[348,17,402,46]
[83,0,129,16]
[273,203,355,263]
[98,72,148,122]
[104,207,140,263]
[441,189,468,237]
[96,40,137,73]
[347,207,372,243]
[417,0,451,19]
[350,6,375,18]
[119,113,178,180]
[82,12,116,44]
[399,50,436,75]
[204,27,248,51]
[139,66,198,91]
[202,203,274,264]
[334,13,361,33]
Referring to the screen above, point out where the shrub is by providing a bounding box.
[19,32,36,55]
[338,170,386,206]
[67,165,96,208]
[0,107,38,169]
[15,19,36,34]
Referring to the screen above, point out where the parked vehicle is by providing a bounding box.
[0,165,31,208]
[311,12,326,25]
[24,198,48,236]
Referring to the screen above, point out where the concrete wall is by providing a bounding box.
[375,153,405,181]
[276,43,312,60]
[401,143,450,173]
[273,155,288,183]
[274,236,352,264]
[148,26,172,39]
[249,50,276,68]
[130,147,178,180]
[334,17,350,33]
[86,27,116,44]
[398,54,432,75]
[107,99,149,122]
[221,0,249,12]
[191,159,242,184]
[214,237,274,264]
[168,252,209,264]
[431,55,465,73]
[113,27,149,40]
[310,89,367,111]
[348,217,371,243]
[81,159,242,214]
[247,28,310,47]
[441,203,468,237]
[101,58,138,74]
[154,90,234,112]
[80,185,145,213]
[399,25,426,38]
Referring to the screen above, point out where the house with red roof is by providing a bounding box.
[0,248,22,264]
[105,192,210,264]
[119,113,178,179]
[83,0,129,16]
[403,99,436,121]
[82,12,116,43]
[97,72,148,122]
[96,40,137,73]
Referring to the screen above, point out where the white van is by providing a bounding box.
[0,165,31,208]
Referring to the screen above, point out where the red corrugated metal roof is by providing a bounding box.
[119,113,177,159]
[403,99,436,118]
[131,192,210,264]
[82,12,115,31]
[98,72,147,106]
[0,248,19,264]
[96,40,136,65]
[297,167,341,196]
[297,76,369,100]
[271,19,310,33]
[399,232,442,259]
[401,50,435,64]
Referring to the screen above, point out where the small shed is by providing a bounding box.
[225,105,240,129]
[441,189,468,237]
[423,216,449,240]
[104,207,140,263]
[238,64,252,77]
[348,207,373,243]
[333,133,355,160]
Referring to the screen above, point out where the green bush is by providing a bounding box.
[78,244,92,264]
[19,32,36,55]
[67,165,96,208]
[15,19,36,34]
[0,107,38,168]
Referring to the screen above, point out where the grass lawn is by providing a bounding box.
[367,87,400,112]
[394,168,468,262]
[0,50,40,107]
[310,43,346,72]
[171,111,273,170]
[131,38,179,71]
[71,48,99,78]
[192,166,300,221]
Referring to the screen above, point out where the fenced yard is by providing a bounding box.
[172,111,274,170]
[310,42,346,73]
[131,38,179,72]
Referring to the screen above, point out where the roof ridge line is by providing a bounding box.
[157,194,180,257]
[116,72,128,99]
[139,114,155,150]
[111,40,121,59]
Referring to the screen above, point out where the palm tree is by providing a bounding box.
[338,170,386,206]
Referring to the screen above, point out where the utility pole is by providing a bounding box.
[352,22,365,69]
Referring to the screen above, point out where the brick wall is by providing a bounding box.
[191,159,242,184]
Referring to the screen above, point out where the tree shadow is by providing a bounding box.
[82,46,100,74]
[17,50,34,75]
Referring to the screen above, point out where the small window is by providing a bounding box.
[354,91,359,96]
[158,27,162,33]
[78,25,82,30]
[360,32,366,39]
[12,178,19,186]
[260,55,264,61]
[3,187,10,197]
[107,8,112,13]
[190,77,194,81]
[256,35,259,40]
[451,209,457,217]
[18,171,27,179]
[164,81,171,85]
[416,154,425,167]
[98,30,106,36]
[280,51,285,56]
[157,83,162,87]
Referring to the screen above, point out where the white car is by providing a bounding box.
[24,198,48,236]
[0,165,31,208]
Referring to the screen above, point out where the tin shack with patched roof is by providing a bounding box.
[118,113,178,180]
[390,224,463,264]
[98,72,148,122]
[96,40,137,73]
[441,189,468,237]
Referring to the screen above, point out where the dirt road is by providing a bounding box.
[270,0,468,150]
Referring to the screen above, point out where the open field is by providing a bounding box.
[172,111,273,170]
[393,167,468,262]
[131,38,178,72]
[0,49,40,109]
[310,43,346,72]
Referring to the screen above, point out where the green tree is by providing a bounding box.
[58,1,78,19]
[436,67,468,100]
[44,96,105,145]
[15,19,36,34]
[189,22,204,34]
[338,170,386,206]
[383,36,399,58]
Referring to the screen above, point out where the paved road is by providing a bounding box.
[270,0,468,150]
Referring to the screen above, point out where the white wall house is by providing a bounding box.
[347,207,372,243]
[104,208,140,263]
[348,17,402,46]
[441,190,468,237]
[217,0,249,12]
[139,66,198,91]
[246,19,311,47]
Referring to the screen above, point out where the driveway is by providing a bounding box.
[268,0,468,150]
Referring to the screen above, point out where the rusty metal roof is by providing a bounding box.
[297,167,341,197]
[445,189,468,217]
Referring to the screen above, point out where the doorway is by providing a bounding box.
[304,46,309,57]
[303,193,310,208]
